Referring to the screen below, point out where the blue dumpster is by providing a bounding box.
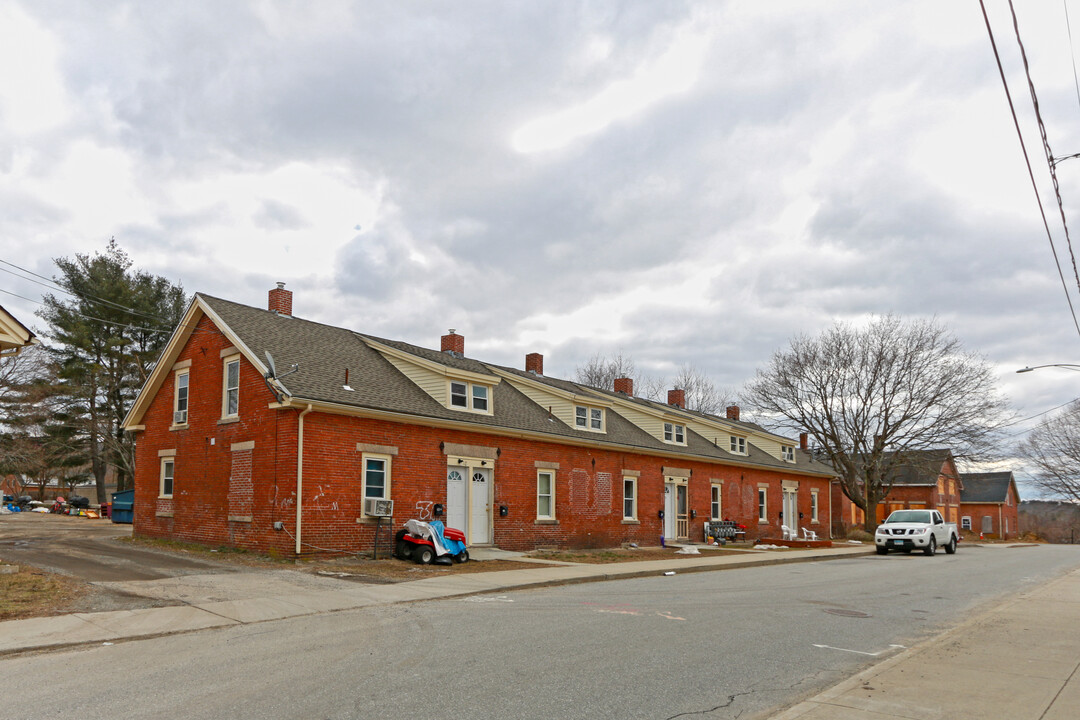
[111,490,134,524]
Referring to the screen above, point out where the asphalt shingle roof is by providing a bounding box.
[199,293,834,476]
[959,472,1015,503]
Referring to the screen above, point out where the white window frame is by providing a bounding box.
[711,483,722,521]
[758,487,768,524]
[160,457,175,499]
[781,445,794,462]
[361,453,392,516]
[623,476,637,521]
[537,469,555,520]
[447,379,493,414]
[961,516,971,530]
[730,436,746,455]
[222,355,240,419]
[663,422,686,445]
[810,490,819,523]
[173,369,189,426]
[574,406,605,432]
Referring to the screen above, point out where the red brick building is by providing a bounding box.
[122,286,836,556]
[873,449,963,525]
[959,471,1020,539]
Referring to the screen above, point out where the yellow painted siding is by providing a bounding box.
[380,353,447,405]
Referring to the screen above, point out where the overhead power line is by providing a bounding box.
[979,0,1080,342]
[1008,0,1080,300]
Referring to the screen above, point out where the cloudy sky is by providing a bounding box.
[3,1,1080,493]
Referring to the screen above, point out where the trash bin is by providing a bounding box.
[111,490,134,524]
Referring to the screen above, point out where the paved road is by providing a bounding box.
[2,542,1078,720]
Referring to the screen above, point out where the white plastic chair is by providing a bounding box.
[781,525,796,540]
[802,527,818,541]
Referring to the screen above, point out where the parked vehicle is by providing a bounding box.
[875,509,959,556]
[394,519,469,565]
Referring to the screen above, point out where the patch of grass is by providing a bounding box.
[0,566,86,621]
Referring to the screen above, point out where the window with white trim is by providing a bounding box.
[781,445,794,462]
[758,487,768,523]
[623,476,637,520]
[160,458,175,498]
[173,370,189,425]
[810,490,819,523]
[730,436,746,455]
[537,470,555,520]
[575,406,604,432]
[448,380,492,413]
[222,356,240,418]
[961,516,972,530]
[711,484,722,521]
[664,422,685,444]
[361,454,391,514]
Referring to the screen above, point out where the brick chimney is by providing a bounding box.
[668,388,685,409]
[726,404,740,421]
[441,330,464,356]
[525,353,543,375]
[800,432,808,451]
[614,377,634,396]
[268,282,292,315]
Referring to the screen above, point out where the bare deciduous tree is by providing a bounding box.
[575,353,732,413]
[1019,401,1080,502]
[744,315,1009,531]
[574,352,638,391]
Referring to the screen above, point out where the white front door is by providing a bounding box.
[470,468,491,544]
[783,489,798,535]
[446,468,467,532]
[664,483,677,540]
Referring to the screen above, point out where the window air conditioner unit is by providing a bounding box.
[364,498,393,517]
[173,410,187,424]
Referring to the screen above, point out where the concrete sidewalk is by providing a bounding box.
[0,544,871,655]
[770,564,1080,719]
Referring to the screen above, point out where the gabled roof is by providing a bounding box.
[959,472,1017,504]
[884,448,957,486]
[0,303,37,356]
[125,293,836,478]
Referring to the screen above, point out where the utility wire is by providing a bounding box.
[979,0,1080,341]
[0,258,174,325]
[1065,0,1080,117]
[1009,0,1080,300]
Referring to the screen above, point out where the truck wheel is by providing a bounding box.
[876,546,888,555]
[414,546,435,565]
[924,537,936,556]
[944,537,957,555]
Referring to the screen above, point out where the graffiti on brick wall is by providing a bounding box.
[307,485,340,512]
[414,501,434,520]
[569,469,613,519]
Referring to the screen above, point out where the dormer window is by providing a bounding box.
[575,406,604,432]
[782,445,795,462]
[730,436,746,454]
[448,380,492,413]
[664,422,685,444]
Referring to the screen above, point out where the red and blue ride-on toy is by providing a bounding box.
[394,518,469,565]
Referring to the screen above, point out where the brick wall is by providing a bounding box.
[132,314,833,555]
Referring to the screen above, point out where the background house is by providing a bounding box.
[122,285,836,556]
[960,471,1020,539]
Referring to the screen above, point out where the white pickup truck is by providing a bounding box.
[874,509,959,556]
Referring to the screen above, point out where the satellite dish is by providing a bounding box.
[265,350,278,378]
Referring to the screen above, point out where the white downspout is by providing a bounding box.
[295,404,313,556]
